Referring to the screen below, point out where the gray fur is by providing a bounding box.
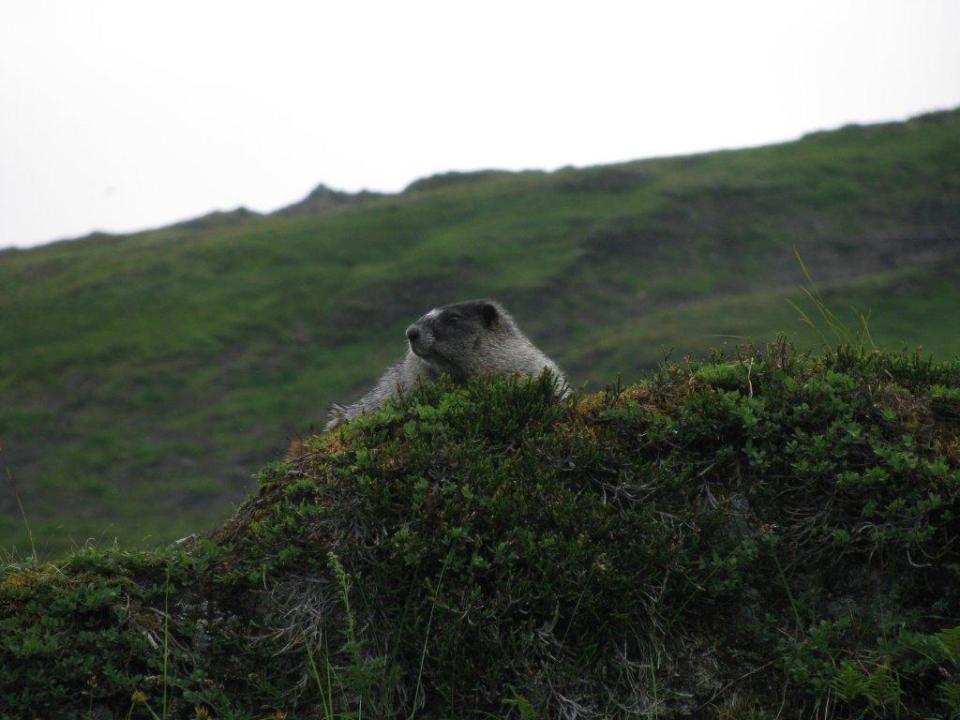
[325,299,566,430]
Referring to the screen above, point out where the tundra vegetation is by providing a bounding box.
[1,109,959,555]
[2,343,959,718]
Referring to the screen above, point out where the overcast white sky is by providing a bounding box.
[1,1,958,249]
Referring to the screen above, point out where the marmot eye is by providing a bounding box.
[445,314,461,324]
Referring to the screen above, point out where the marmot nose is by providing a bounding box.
[406,325,420,342]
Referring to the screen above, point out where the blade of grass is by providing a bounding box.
[162,562,170,720]
[409,550,454,720]
[5,465,38,563]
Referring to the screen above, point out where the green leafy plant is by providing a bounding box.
[1,347,959,718]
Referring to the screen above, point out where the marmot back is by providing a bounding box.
[325,299,566,430]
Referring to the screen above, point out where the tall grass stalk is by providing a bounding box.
[162,562,170,720]
[787,248,877,353]
[306,637,336,720]
[6,466,37,563]
[772,550,803,632]
[409,550,453,720]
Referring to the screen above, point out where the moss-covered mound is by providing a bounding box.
[3,345,960,719]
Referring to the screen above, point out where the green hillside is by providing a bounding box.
[1,108,959,556]
[2,350,959,718]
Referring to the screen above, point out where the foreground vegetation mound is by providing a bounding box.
[2,345,960,719]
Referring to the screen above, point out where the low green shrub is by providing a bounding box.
[2,344,958,718]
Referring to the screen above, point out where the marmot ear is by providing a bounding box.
[480,302,499,327]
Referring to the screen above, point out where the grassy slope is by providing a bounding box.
[1,109,959,556]
[1,350,959,719]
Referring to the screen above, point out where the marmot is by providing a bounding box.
[325,299,566,430]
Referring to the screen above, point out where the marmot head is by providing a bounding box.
[405,299,508,379]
